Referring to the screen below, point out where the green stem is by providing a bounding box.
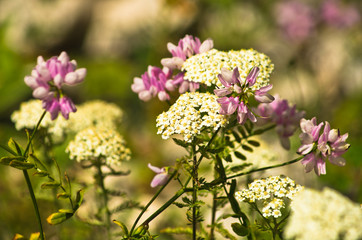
[192,144,198,240]
[226,156,304,180]
[130,170,178,235]
[196,127,221,167]
[21,110,47,240]
[23,170,44,240]
[95,160,111,240]
[142,177,191,226]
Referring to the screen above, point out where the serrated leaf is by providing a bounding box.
[9,160,34,170]
[8,138,23,155]
[172,138,189,148]
[215,225,237,240]
[247,140,260,147]
[113,220,129,236]
[161,227,192,235]
[41,182,60,189]
[173,202,188,208]
[57,192,70,199]
[241,145,253,152]
[0,156,26,166]
[47,211,73,225]
[231,223,249,236]
[234,151,246,161]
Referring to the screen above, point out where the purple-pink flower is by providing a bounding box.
[275,1,316,43]
[24,51,86,120]
[256,95,305,149]
[148,163,169,188]
[161,35,213,70]
[214,67,274,125]
[297,118,350,176]
[321,0,360,28]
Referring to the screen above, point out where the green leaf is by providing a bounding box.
[207,148,224,154]
[231,223,249,236]
[225,155,233,163]
[231,131,241,142]
[0,143,17,155]
[57,193,70,199]
[58,209,74,214]
[47,211,73,225]
[8,138,23,155]
[172,138,189,148]
[113,220,129,236]
[9,160,35,170]
[237,126,248,138]
[0,156,26,166]
[32,170,49,177]
[74,189,84,210]
[247,140,260,147]
[241,145,253,152]
[41,182,60,189]
[252,129,264,135]
[234,151,246,161]
[28,154,47,171]
[29,233,41,240]
[230,163,252,172]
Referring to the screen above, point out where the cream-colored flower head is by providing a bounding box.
[11,99,68,141]
[156,92,228,142]
[66,127,131,167]
[67,100,124,133]
[284,187,362,240]
[235,175,303,218]
[182,49,274,90]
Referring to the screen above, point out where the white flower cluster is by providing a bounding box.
[182,49,274,90]
[66,127,131,167]
[235,175,303,218]
[284,187,362,240]
[11,99,68,141]
[156,92,228,142]
[67,100,124,133]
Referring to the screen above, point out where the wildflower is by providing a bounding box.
[297,117,350,176]
[256,95,305,149]
[321,0,360,28]
[182,49,274,89]
[161,34,213,70]
[131,66,173,101]
[275,1,316,43]
[156,92,228,142]
[148,163,169,188]
[24,51,86,120]
[235,176,303,219]
[214,67,274,125]
[66,127,131,167]
[284,187,362,240]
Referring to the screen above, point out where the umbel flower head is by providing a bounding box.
[214,66,274,125]
[24,51,86,120]
[235,175,303,219]
[66,127,131,167]
[256,95,305,149]
[297,117,350,176]
[156,92,228,142]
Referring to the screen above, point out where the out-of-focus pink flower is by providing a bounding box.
[297,118,350,176]
[275,1,316,43]
[24,51,86,120]
[148,163,169,188]
[256,95,305,149]
[161,35,213,70]
[214,67,274,125]
[321,0,360,28]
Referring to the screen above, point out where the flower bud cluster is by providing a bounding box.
[298,117,350,176]
[156,92,228,142]
[235,175,303,218]
[24,51,86,120]
[66,127,131,167]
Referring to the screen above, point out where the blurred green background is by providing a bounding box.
[0,0,361,239]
